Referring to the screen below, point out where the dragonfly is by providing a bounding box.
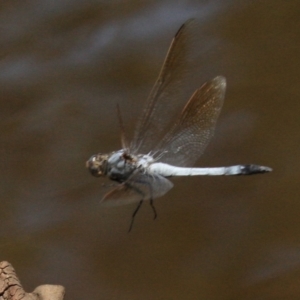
[86,19,272,230]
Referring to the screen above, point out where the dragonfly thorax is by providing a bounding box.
[106,150,142,182]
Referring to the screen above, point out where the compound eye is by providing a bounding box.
[86,154,106,177]
[89,167,103,177]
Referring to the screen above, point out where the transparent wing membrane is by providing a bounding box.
[130,19,201,155]
[101,171,173,206]
[153,76,226,166]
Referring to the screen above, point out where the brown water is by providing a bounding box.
[1,1,300,299]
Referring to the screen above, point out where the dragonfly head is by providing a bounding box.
[86,153,108,177]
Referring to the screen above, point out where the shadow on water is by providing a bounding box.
[1,1,300,299]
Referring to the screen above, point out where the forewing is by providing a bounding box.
[100,171,174,206]
[130,19,200,154]
[153,76,226,167]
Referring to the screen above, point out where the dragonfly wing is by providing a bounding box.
[153,76,226,167]
[101,170,174,206]
[130,19,201,154]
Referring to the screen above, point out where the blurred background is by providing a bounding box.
[0,1,299,299]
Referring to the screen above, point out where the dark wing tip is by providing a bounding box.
[174,18,195,38]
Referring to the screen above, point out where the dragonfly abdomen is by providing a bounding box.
[149,163,272,177]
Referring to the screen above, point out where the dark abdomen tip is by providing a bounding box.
[241,165,272,175]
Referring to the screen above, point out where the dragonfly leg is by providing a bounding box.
[129,200,143,232]
[146,178,157,220]
[150,198,157,220]
[127,173,158,231]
